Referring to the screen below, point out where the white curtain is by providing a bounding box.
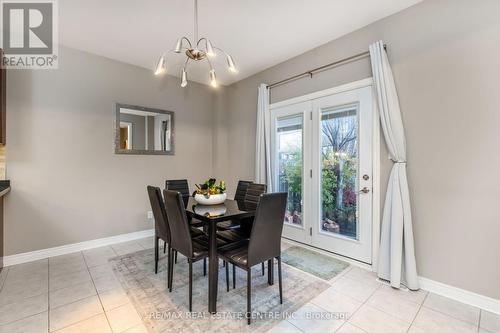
[369,41,419,290]
[255,84,273,191]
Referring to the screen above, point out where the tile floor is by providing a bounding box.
[0,237,498,333]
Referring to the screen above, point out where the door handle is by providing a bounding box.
[359,187,370,194]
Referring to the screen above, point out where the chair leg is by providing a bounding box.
[188,260,193,312]
[167,244,171,289]
[174,250,178,264]
[277,256,283,304]
[203,258,207,276]
[232,264,236,289]
[154,236,159,274]
[223,260,226,267]
[225,261,230,292]
[261,262,265,276]
[168,248,174,292]
[247,269,251,325]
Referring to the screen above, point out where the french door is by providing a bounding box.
[270,84,374,264]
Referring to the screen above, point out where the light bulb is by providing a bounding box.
[209,69,217,87]
[154,54,167,75]
[181,68,188,88]
[174,38,182,53]
[226,54,238,73]
[206,40,215,57]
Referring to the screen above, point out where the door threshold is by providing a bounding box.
[281,237,373,271]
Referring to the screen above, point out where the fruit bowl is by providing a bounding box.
[194,193,227,205]
[194,203,227,216]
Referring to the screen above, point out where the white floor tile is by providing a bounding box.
[111,242,144,256]
[7,260,47,278]
[123,323,149,333]
[98,287,129,311]
[407,325,430,333]
[93,275,122,293]
[49,253,84,266]
[49,269,92,291]
[83,246,117,268]
[49,280,97,309]
[348,304,410,333]
[343,267,378,285]
[0,293,48,325]
[0,268,9,290]
[0,312,48,333]
[366,286,421,322]
[49,261,88,278]
[330,276,380,303]
[336,323,367,333]
[481,310,500,333]
[88,264,115,280]
[136,237,155,250]
[375,284,428,305]
[287,302,345,332]
[49,295,103,332]
[310,287,362,319]
[412,307,477,333]
[0,275,48,305]
[53,313,111,333]
[266,320,302,333]
[106,303,142,333]
[423,293,480,325]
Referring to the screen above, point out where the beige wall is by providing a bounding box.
[4,46,217,256]
[217,0,500,299]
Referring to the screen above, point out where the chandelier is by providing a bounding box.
[153,0,237,88]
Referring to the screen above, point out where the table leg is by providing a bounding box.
[267,259,274,285]
[208,222,218,313]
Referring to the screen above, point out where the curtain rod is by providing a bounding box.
[267,44,387,89]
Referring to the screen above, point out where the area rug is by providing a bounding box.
[281,245,349,280]
[109,249,330,333]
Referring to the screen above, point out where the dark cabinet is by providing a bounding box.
[0,49,4,144]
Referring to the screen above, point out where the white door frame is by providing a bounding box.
[270,78,380,269]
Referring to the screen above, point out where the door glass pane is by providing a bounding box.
[320,106,358,239]
[276,115,303,226]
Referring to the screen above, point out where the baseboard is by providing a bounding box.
[2,228,154,267]
[419,277,500,315]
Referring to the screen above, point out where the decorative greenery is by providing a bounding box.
[193,178,226,198]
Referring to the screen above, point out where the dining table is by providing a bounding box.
[185,197,274,313]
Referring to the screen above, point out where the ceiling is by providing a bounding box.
[59,0,421,86]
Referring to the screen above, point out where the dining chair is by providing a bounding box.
[217,183,267,242]
[163,189,210,312]
[217,180,253,232]
[219,192,288,324]
[217,183,267,275]
[147,186,173,276]
[234,180,253,206]
[147,186,206,279]
[165,178,205,229]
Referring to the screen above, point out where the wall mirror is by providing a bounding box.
[115,103,174,155]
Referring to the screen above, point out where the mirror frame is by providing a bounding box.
[114,103,175,155]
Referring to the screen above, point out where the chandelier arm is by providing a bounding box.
[180,37,193,49]
[196,37,207,50]
[213,47,229,57]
